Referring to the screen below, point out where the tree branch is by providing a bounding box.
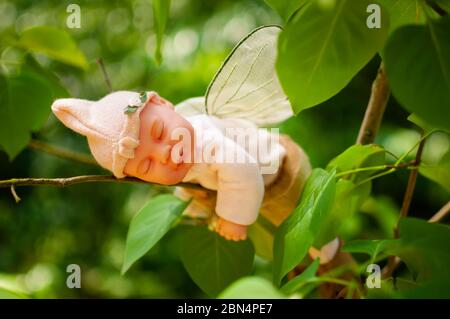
[0,175,201,190]
[28,139,98,166]
[356,62,390,145]
[20,139,203,193]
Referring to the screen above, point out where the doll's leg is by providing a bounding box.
[173,187,248,241]
[213,217,248,241]
[261,135,312,226]
[173,187,216,219]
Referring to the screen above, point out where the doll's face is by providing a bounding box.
[124,102,195,185]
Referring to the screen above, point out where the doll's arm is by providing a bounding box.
[210,137,265,228]
[213,161,264,226]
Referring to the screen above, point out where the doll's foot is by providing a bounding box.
[214,217,247,241]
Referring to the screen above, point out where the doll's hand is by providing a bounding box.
[214,217,247,241]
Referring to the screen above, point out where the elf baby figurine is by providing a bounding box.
[51,26,311,241]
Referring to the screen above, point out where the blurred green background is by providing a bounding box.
[0,0,448,298]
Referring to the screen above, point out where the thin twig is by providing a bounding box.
[429,201,450,223]
[383,135,427,278]
[0,175,202,190]
[398,133,426,221]
[335,161,415,178]
[394,130,435,168]
[10,186,21,203]
[425,0,448,16]
[382,256,401,279]
[28,139,98,166]
[96,58,113,92]
[356,63,390,145]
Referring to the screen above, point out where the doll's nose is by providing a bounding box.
[154,144,172,164]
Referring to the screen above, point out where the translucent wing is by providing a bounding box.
[205,26,293,127]
[174,97,206,117]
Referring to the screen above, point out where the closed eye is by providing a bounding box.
[151,118,164,140]
[138,158,152,174]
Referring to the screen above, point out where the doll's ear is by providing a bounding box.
[51,98,96,137]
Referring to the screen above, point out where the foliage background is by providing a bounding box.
[0,0,448,298]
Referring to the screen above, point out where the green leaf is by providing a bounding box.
[435,0,450,12]
[265,0,307,21]
[18,26,88,70]
[384,17,450,132]
[360,196,399,238]
[273,168,336,284]
[419,149,450,193]
[343,239,390,262]
[345,218,450,282]
[315,179,371,246]
[180,226,254,297]
[327,144,386,183]
[248,217,275,261]
[280,258,320,295]
[350,218,450,298]
[377,0,425,34]
[153,0,171,65]
[365,278,402,298]
[277,0,389,113]
[401,277,450,298]
[407,114,437,132]
[0,287,27,299]
[24,55,69,98]
[121,194,188,274]
[218,277,285,298]
[317,144,385,244]
[389,218,450,281]
[0,71,54,159]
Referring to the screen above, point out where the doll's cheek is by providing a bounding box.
[124,157,144,177]
[137,158,151,175]
[155,165,189,185]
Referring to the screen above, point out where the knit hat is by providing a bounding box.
[52,91,168,178]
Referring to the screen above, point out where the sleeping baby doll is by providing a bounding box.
[51,26,312,241]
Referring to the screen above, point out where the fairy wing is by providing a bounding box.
[174,96,206,117]
[205,25,293,127]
